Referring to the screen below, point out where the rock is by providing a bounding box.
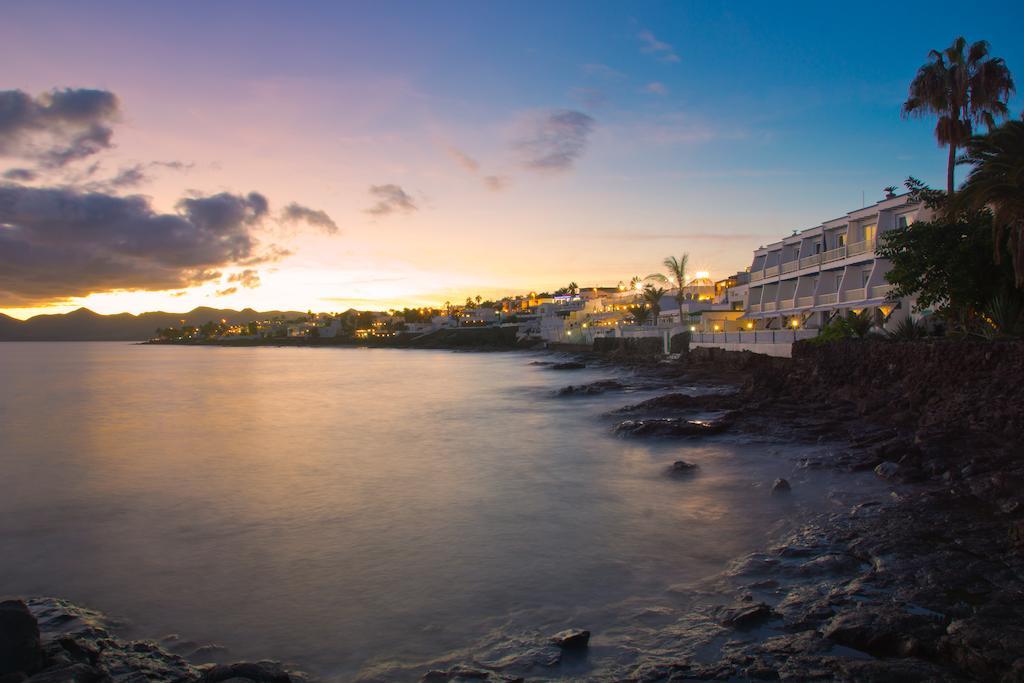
[0,601,42,676]
[199,662,292,683]
[549,629,590,650]
[720,603,774,630]
[667,460,698,475]
[771,478,790,494]
[549,362,585,370]
[24,663,104,683]
[874,461,901,480]
[556,379,626,396]
[615,417,729,438]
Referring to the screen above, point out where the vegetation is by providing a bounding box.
[647,253,690,322]
[808,311,878,344]
[954,120,1024,286]
[629,305,651,326]
[642,285,667,319]
[901,36,1014,194]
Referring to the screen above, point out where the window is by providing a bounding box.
[863,223,877,243]
[897,215,910,229]
[837,233,846,248]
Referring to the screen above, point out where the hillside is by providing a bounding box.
[0,307,306,341]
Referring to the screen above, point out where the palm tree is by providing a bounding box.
[642,285,667,320]
[650,254,689,323]
[955,121,1024,286]
[629,305,650,326]
[567,281,579,295]
[901,37,1014,194]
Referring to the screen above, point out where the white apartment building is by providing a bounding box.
[745,193,926,329]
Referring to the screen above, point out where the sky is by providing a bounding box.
[2,0,1023,319]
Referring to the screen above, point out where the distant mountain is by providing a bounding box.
[0,307,307,341]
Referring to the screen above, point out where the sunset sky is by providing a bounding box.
[2,1,1022,319]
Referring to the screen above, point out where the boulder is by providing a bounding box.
[0,601,42,676]
[720,603,774,630]
[874,461,901,480]
[771,478,791,494]
[667,461,698,475]
[549,629,590,650]
[199,662,292,683]
[549,362,585,370]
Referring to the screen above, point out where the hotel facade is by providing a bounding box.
[744,193,926,330]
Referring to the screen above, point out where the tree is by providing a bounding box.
[629,305,651,326]
[901,36,1015,194]
[877,185,1016,327]
[475,294,482,305]
[642,285,667,320]
[651,254,689,323]
[567,281,579,295]
[954,121,1024,286]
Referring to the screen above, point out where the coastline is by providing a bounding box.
[4,341,1022,681]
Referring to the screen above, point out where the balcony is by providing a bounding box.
[778,298,795,309]
[749,304,762,313]
[821,245,847,263]
[764,265,780,277]
[781,260,800,274]
[870,284,893,299]
[795,295,814,307]
[799,254,822,269]
[763,302,777,312]
[840,287,866,302]
[818,292,838,305]
[846,238,876,258]
[750,270,764,282]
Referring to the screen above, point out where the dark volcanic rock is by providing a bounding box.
[199,661,292,682]
[615,417,729,438]
[720,602,774,630]
[556,379,626,396]
[549,361,585,370]
[667,460,698,476]
[0,601,42,676]
[771,478,790,494]
[549,629,590,650]
[822,607,945,658]
[24,663,104,682]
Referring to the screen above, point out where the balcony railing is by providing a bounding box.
[818,292,838,305]
[799,254,822,269]
[781,260,800,274]
[778,298,795,309]
[840,287,866,302]
[763,302,777,312]
[870,284,893,299]
[821,246,847,263]
[750,270,764,282]
[764,265,780,277]
[795,295,814,307]
[845,238,876,258]
[749,304,761,313]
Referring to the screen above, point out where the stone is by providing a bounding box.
[874,462,901,480]
[0,601,42,676]
[549,629,590,650]
[199,662,292,683]
[720,603,774,630]
[771,478,791,494]
[549,362,585,370]
[24,663,103,683]
[667,460,698,475]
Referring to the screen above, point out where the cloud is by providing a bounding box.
[0,184,277,304]
[447,147,480,173]
[599,232,763,242]
[581,63,625,80]
[513,109,595,172]
[482,175,509,192]
[227,269,261,288]
[215,286,238,297]
[637,30,680,63]
[365,184,417,216]
[280,202,339,234]
[643,82,668,95]
[569,87,607,110]
[0,88,120,168]
[3,168,36,181]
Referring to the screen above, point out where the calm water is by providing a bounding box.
[0,343,870,679]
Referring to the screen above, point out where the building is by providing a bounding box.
[745,192,926,330]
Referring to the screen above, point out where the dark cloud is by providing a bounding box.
[0,184,275,304]
[280,202,339,234]
[106,164,148,189]
[366,184,417,216]
[3,168,36,181]
[483,175,509,192]
[514,109,595,171]
[227,269,261,289]
[0,88,119,167]
[637,30,680,63]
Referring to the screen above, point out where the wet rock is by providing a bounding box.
[0,601,42,676]
[549,629,590,650]
[822,607,944,658]
[667,460,698,476]
[556,379,625,396]
[615,417,729,438]
[199,661,292,682]
[24,663,104,683]
[874,461,901,481]
[720,603,774,630]
[548,361,585,370]
[771,478,790,494]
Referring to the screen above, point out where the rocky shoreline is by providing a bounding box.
[3,340,1022,681]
